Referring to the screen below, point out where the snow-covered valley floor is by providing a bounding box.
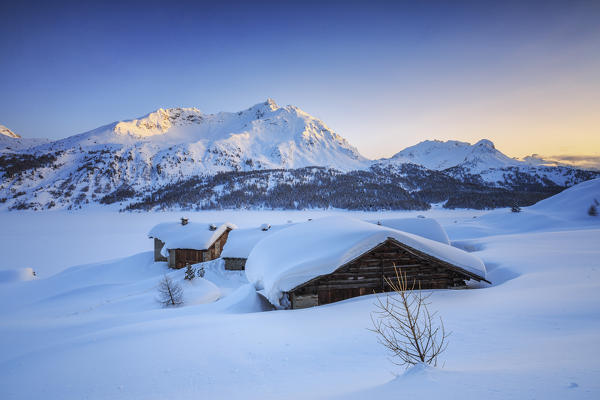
[1,195,599,398]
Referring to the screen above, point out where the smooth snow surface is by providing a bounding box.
[1,186,599,399]
[149,221,237,256]
[245,216,486,307]
[370,217,450,244]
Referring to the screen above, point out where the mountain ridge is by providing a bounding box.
[0,100,598,211]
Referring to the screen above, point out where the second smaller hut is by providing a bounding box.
[148,220,237,269]
[221,223,289,270]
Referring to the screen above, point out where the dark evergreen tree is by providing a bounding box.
[184,264,195,280]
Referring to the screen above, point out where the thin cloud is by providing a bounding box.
[535,155,600,171]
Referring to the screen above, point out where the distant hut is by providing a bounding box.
[148,220,237,269]
[221,223,286,270]
[245,216,489,309]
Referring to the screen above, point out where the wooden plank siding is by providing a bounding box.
[288,238,483,309]
[167,229,231,269]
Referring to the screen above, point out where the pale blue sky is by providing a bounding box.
[1,0,599,158]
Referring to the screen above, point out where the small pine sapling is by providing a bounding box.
[589,203,598,217]
[511,205,521,213]
[197,266,205,278]
[370,267,450,368]
[184,264,195,280]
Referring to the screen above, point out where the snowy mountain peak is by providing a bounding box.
[113,107,204,137]
[0,124,21,138]
[264,98,278,110]
[385,139,518,171]
[474,139,495,150]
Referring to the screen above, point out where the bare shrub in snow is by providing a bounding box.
[157,275,183,307]
[370,267,450,368]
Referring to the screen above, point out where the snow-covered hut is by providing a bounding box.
[369,217,450,245]
[148,221,237,269]
[245,216,488,309]
[220,224,290,270]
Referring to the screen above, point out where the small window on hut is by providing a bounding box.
[215,241,220,255]
[203,251,209,262]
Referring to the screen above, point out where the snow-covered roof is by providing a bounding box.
[245,216,486,308]
[369,217,450,245]
[148,221,237,256]
[220,224,292,259]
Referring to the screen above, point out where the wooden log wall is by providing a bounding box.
[290,239,468,307]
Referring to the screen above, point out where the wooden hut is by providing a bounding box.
[148,221,236,269]
[287,237,488,308]
[220,223,286,270]
[245,216,489,309]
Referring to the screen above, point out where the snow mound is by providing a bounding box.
[369,217,450,244]
[201,283,274,313]
[148,221,237,256]
[220,223,292,259]
[529,178,600,219]
[0,268,36,283]
[245,216,486,308]
[182,276,221,305]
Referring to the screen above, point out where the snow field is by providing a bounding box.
[0,182,599,399]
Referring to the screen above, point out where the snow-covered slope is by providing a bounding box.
[0,124,51,153]
[529,178,600,218]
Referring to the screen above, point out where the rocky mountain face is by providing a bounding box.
[1,125,21,138]
[0,101,597,211]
